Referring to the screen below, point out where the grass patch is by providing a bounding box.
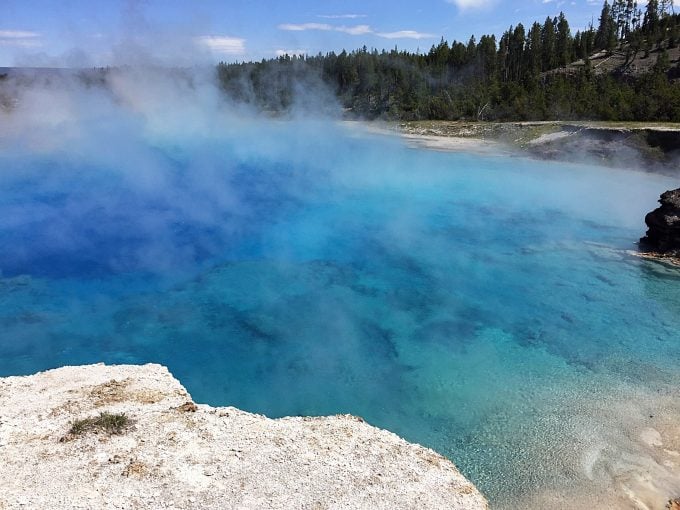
[68,412,130,437]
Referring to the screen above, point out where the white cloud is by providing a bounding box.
[0,30,39,38]
[0,29,42,48]
[336,25,373,35]
[278,23,432,39]
[278,23,333,31]
[376,30,435,40]
[195,36,245,56]
[317,14,367,19]
[446,0,495,9]
[278,23,371,35]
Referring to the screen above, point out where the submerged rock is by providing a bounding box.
[640,188,680,260]
[0,363,487,510]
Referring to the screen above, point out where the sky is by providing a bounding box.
[0,0,615,67]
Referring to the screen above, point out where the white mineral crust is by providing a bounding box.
[0,363,487,509]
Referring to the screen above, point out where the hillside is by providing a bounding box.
[216,2,680,122]
[551,43,680,78]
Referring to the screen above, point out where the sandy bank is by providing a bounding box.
[398,133,511,155]
[0,363,487,510]
[352,120,680,174]
[343,120,510,156]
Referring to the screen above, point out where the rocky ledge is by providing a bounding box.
[0,363,487,510]
[640,188,680,263]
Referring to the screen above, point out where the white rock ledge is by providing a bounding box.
[0,363,487,509]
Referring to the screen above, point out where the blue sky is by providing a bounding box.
[0,0,612,67]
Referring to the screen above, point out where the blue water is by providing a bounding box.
[1,121,679,505]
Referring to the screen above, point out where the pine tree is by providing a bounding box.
[466,35,477,64]
[596,1,617,52]
[612,0,622,38]
[427,38,450,73]
[574,30,583,59]
[644,0,660,36]
[510,24,526,81]
[498,30,510,81]
[478,35,498,83]
[556,12,573,66]
[584,23,597,55]
[527,22,543,75]
[541,17,557,70]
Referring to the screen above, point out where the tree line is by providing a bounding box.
[217,1,680,121]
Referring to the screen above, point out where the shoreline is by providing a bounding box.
[396,131,513,156]
[633,251,680,268]
[347,120,680,176]
[344,121,513,156]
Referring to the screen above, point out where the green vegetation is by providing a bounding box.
[68,412,130,436]
[217,1,680,121]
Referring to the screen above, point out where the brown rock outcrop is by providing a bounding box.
[640,188,680,258]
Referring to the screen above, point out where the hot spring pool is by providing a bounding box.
[1,119,680,508]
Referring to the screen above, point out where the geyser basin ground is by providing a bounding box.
[1,116,680,508]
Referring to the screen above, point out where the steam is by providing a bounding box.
[0,61,674,281]
[0,65,340,276]
[2,33,680,510]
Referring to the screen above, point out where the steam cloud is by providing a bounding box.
[0,65,347,278]
[0,61,673,281]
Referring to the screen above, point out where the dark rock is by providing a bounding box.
[176,401,198,413]
[640,188,680,257]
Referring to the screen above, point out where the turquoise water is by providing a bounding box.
[1,120,680,505]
